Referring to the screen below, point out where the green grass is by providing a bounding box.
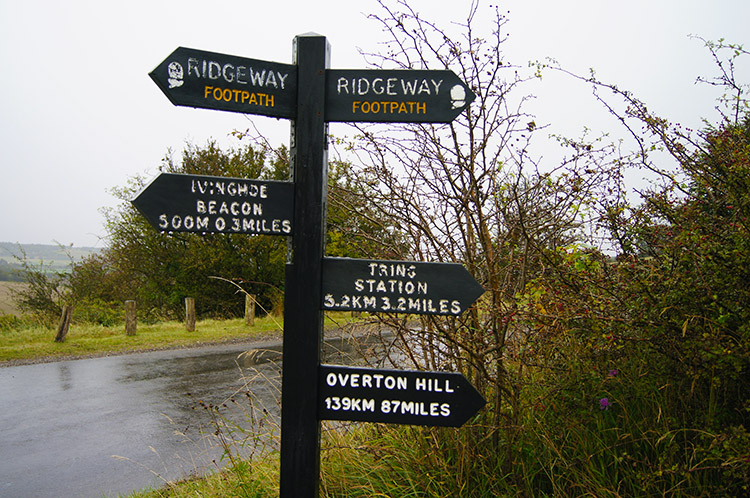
[122,457,280,498]
[0,313,355,364]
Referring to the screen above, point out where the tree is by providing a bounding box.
[72,136,402,321]
[10,246,69,322]
[513,38,750,495]
[552,38,750,423]
[78,139,289,320]
[333,0,621,471]
[0,259,25,282]
[326,158,408,259]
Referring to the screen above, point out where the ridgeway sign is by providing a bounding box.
[319,365,486,427]
[132,173,294,235]
[325,69,475,123]
[149,47,297,118]
[321,257,484,315]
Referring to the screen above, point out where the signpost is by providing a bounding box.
[141,35,482,498]
[319,365,486,427]
[326,69,475,123]
[322,257,484,316]
[150,47,297,118]
[278,34,329,498]
[131,173,294,235]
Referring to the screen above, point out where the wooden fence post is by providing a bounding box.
[245,294,256,326]
[125,300,136,336]
[185,297,196,332]
[55,304,73,343]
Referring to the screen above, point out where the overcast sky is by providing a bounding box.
[1,0,748,247]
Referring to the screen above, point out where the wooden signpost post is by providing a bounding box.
[142,34,482,498]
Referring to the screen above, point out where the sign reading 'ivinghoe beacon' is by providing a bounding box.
[132,173,294,236]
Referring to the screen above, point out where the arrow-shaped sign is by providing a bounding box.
[322,257,484,316]
[150,47,297,119]
[132,173,294,236]
[318,364,486,427]
[325,69,475,123]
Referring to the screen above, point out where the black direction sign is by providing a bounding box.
[319,365,486,427]
[325,69,475,123]
[150,47,297,119]
[322,257,484,316]
[132,173,294,236]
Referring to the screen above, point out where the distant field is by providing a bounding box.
[0,242,101,275]
[0,281,26,315]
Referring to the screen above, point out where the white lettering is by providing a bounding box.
[187,58,201,78]
[338,77,447,99]
[222,63,235,82]
[324,397,375,413]
[380,400,451,417]
[387,78,397,95]
[357,78,370,95]
[277,72,289,90]
[208,61,221,79]
[249,68,266,86]
[401,79,418,95]
[430,403,440,416]
[236,66,248,84]
[337,77,349,94]
[265,71,277,88]
[183,56,291,89]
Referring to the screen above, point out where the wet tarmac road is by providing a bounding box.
[0,329,391,498]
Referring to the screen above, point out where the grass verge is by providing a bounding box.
[0,313,355,365]
[121,456,280,498]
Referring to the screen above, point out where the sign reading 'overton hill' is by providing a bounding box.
[319,364,486,427]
